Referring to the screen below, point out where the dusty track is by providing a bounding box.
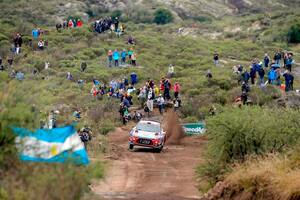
[90,125,206,200]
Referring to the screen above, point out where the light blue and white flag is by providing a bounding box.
[12,125,89,165]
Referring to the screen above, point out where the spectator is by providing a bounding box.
[113,49,119,67]
[258,68,265,85]
[157,94,165,114]
[283,70,294,92]
[206,70,213,79]
[131,53,137,66]
[274,50,282,65]
[128,48,134,64]
[63,20,68,28]
[130,72,137,85]
[167,64,174,78]
[32,28,39,39]
[173,82,181,99]
[37,40,45,50]
[128,35,135,45]
[66,72,73,80]
[147,88,154,113]
[263,53,270,68]
[213,51,219,66]
[114,17,119,32]
[286,53,294,72]
[80,62,87,72]
[77,19,83,27]
[250,66,256,85]
[7,57,13,66]
[68,19,74,28]
[121,49,127,65]
[108,50,113,67]
[45,62,50,70]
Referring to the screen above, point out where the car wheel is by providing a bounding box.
[155,146,163,153]
[129,144,134,150]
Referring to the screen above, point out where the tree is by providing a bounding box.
[287,24,300,43]
[153,8,173,25]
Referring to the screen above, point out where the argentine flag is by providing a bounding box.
[12,125,89,165]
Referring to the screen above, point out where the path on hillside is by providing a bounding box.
[89,124,206,200]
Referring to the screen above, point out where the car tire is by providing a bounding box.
[129,144,134,150]
[155,146,163,153]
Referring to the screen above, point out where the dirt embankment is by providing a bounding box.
[89,112,207,200]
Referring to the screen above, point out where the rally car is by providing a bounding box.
[128,120,166,152]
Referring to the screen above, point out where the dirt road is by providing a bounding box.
[90,125,206,200]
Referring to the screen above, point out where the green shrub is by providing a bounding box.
[287,24,300,43]
[153,8,173,25]
[198,107,300,184]
[111,10,122,19]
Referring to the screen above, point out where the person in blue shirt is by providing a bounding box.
[32,28,39,39]
[130,72,137,85]
[268,68,277,85]
[286,53,294,72]
[241,70,250,84]
[113,49,119,67]
[121,49,127,65]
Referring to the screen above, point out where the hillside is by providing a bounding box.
[1,0,300,200]
[0,0,298,24]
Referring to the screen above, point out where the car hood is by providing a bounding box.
[136,130,159,139]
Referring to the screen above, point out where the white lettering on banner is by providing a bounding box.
[183,127,206,134]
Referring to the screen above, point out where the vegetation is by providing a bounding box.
[288,24,300,43]
[0,0,300,199]
[153,8,173,25]
[198,107,300,191]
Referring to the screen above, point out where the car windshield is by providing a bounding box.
[136,122,161,133]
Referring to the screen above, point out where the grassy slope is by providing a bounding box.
[1,1,300,199]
